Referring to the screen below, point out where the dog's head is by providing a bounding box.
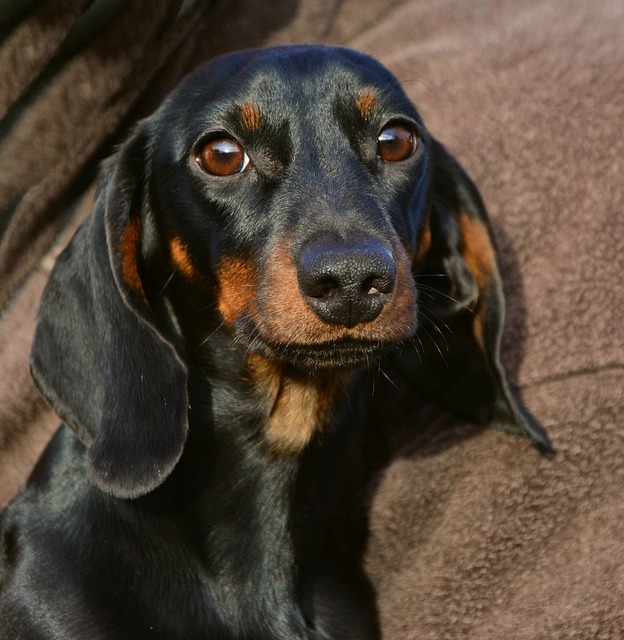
[142,46,427,371]
[31,45,549,499]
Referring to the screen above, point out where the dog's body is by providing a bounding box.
[0,46,549,639]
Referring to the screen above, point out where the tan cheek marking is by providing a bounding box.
[239,102,263,132]
[246,353,282,406]
[413,220,432,265]
[247,354,347,455]
[120,217,148,305]
[170,237,210,290]
[473,298,486,350]
[216,256,259,329]
[258,239,419,346]
[457,212,498,350]
[457,212,497,291]
[355,90,378,120]
[170,237,196,280]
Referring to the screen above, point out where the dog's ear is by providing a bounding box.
[408,139,551,451]
[31,128,189,498]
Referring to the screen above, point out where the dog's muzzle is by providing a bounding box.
[297,238,396,329]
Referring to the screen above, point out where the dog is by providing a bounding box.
[0,45,550,639]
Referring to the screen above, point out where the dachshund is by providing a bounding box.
[0,45,550,639]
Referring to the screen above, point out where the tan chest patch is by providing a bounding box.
[248,356,346,456]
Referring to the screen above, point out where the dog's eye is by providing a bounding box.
[377,124,417,162]
[197,138,251,176]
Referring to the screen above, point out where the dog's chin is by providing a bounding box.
[243,334,401,372]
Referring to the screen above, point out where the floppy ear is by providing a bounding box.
[408,139,551,451]
[31,129,189,498]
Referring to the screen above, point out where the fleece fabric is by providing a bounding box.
[0,1,622,637]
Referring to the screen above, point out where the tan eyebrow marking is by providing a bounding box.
[355,90,378,120]
[238,102,264,132]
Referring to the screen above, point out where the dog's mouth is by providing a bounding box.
[242,332,408,371]
[215,238,420,371]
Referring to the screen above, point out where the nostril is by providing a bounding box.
[364,280,380,296]
[305,276,340,299]
[362,276,390,297]
[363,262,395,294]
[319,279,340,299]
[297,238,397,327]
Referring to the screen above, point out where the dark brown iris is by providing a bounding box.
[198,138,251,176]
[376,124,417,162]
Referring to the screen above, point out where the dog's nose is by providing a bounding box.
[297,239,396,328]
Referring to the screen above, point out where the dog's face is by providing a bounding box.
[139,46,429,370]
[31,45,550,499]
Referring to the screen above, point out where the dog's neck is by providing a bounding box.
[158,286,350,456]
[172,350,352,613]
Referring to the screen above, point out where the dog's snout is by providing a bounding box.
[297,240,396,328]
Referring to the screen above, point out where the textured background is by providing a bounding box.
[1,1,622,637]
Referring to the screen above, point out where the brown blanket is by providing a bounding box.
[1,0,622,637]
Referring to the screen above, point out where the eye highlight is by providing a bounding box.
[197,137,251,176]
[376,124,418,162]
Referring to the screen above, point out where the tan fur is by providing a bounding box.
[257,240,418,346]
[219,233,418,455]
[170,237,211,290]
[170,237,195,280]
[413,219,432,265]
[247,355,346,455]
[238,102,264,132]
[457,212,497,291]
[456,212,498,350]
[120,217,147,304]
[355,90,378,120]
[216,256,260,329]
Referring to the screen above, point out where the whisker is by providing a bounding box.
[418,310,450,351]
[370,361,376,397]
[414,282,479,318]
[193,322,224,351]
[341,378,355,417]
[377,362,399,389]
[411,334,424,363]
[417,321,449,367]
[413,273,448,278]
[155,271,176,298]
[417,302,452,334]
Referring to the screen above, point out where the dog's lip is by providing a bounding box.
[245,334,402,369]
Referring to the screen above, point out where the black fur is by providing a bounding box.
[0,45,550,639]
